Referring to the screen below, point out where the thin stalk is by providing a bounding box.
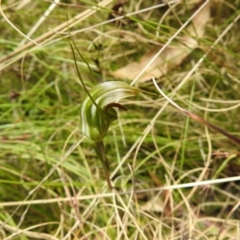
[95,141,113,190]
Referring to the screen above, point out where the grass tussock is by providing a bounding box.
[0,0,240,239]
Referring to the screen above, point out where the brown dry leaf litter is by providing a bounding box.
[110,1,211,82]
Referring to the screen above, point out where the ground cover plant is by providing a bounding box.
[0,0,240,239]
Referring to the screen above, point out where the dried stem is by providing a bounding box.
[152,77,240,146]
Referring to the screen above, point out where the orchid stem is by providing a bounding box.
[95,141,113,190]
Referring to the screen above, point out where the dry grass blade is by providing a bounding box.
[0,220,59,240]
[110,0,210,82]
[0,0,113,71]
[152,78,240,146]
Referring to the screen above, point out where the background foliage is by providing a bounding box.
[0,1,240,239]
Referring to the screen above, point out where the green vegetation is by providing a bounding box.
[0,1,240,239]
